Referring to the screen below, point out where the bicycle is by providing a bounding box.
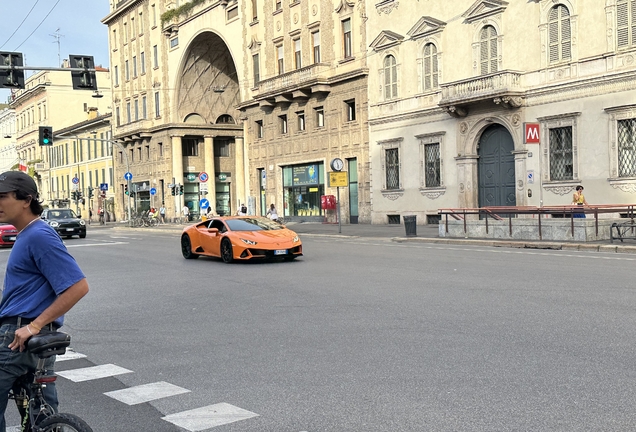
[10,332,93,432]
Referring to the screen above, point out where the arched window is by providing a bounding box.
[480,25,498,75]
[216,114,235,124]
[617,0,636,48]
[384,55,398,100]
[423,43,438,90]
[549,5,571,63]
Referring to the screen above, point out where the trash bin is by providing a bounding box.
[403,215,417,237]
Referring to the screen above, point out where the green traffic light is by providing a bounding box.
[43,139,49,144]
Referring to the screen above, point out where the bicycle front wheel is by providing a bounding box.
[37,413,93,432]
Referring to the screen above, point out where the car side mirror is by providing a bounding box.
[207,228,219,234]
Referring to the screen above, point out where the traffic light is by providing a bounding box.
[0,52,25,89]
[88,186,94,199]
[179,185,184,195]
[39,126,53,146]
[170,186,175,196]
[69,55,98,90]
[124,184,129,195]
[71,191,77,201]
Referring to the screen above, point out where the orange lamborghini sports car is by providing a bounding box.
[180,216,303,263]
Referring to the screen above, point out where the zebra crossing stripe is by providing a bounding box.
[104,381,190,405]
[56,348,87,362]
[162,403,259,431]
[57,364,133,382]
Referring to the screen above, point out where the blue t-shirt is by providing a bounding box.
[0,219,85,327]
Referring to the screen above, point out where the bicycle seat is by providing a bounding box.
[27,332,71,358]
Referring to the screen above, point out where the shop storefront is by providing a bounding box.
[283,163,325,218]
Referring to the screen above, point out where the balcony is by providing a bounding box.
[255,63,331,101]
[438,70,525,117]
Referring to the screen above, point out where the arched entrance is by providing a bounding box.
[478,124,516,207]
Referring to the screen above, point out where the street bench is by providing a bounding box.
[610,221,636,243]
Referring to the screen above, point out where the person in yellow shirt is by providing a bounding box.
[572,185,588,218]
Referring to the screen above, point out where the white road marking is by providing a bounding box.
[57,364,133,382]
[162,403,259,431]
[56,348,87,362]
[105,381,190,405]
[65,241,129,248]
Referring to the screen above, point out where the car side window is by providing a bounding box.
[211,220,226,233]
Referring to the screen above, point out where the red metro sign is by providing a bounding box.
[524,123,540,144]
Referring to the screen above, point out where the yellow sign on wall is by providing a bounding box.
[329,171,348,187]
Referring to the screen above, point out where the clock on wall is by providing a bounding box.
[330,158,344,172]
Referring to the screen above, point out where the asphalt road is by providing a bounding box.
[1,228,635,431]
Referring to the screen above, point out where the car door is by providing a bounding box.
[206,219,227,257]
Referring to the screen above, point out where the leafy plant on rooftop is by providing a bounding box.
[161,0,207,26]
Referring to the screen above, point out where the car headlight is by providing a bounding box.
[293,236,299,242]
[79,220,86,226]
[49,221,59,227]
[241,238,258,245]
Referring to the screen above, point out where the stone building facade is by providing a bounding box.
[0,107,16,172]
[238,0,370,223]
[103,0,247,221]
[366,0,636,224]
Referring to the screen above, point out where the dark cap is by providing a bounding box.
[0,171,38,196]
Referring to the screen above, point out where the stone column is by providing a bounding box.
[204,135,216,212]
[513,150,528,208]
[171,135,183,221]
[234,136,246,208]
[455,155,479,210]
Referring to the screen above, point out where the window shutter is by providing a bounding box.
[424,55,431,90]
[618,0,629,48]
[631,0,636,45]
[432,47,439,88]
[480,28,489,74]
[490,28,498,73]
[561,7,572,60]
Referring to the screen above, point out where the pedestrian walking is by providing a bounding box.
[182,204,190,222]
[266,203,279,222]
[571,185,589,218]
[88,208,92,225]
[0,171,89,430]
[98,207,105,225]
[159,204,166,224]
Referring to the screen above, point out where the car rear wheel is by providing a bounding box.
[220,238,234,263]
[181,234,198,259]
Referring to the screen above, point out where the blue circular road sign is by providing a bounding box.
[199,172,209,182]
[150,188,157,195]
[124,172,133,181]
[72,177,79,184]
[199,198,210,209]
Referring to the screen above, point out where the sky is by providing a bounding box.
[0,0,111,103]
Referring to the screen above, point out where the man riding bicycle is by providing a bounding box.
[0,171,89,432]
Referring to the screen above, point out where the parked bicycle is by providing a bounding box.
[10,331,93,432]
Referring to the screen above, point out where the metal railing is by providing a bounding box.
[439,205,636,240]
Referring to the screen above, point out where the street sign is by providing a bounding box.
[200,198,210,209]
[218,173,227,182]
[199,183,208,191]
[72,177,79,184]
[186,173,197,182]
[100,183,108,191]
[524,123,540,144]
[328,171,348,187]
[71,184,79,191]
[198,172,209,183]
[124,172,133,181]
[150,188,157,195]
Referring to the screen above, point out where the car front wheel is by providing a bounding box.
[220,238,234,263]
[181,234,198,259]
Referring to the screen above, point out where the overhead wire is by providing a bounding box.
[13,0,61,51]
[0,0,40,50]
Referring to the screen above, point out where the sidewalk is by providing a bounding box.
[95,220,636,254]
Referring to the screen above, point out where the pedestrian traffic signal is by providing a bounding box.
[125,185,129,195]
[69,55,98,90]
[179,185,184,195]
[0,52,25,89]
[38,126,53,146]
[88,186,94,199]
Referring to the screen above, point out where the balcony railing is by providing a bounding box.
[256,63,330,96]
[439,70,524,106]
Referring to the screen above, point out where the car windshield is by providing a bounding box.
[225,217,284,231]
[49,210,76,219]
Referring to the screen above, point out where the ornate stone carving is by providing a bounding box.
[459,183,465,193]
[544,185,576,195]
[382,191,404,200]
[611,182,636,193]
[459,122,469,134]
[420,188,446,199]
[511,113,521,127]
[493,96,524,109]
[312,5,317,16]
[443,105,468,118]
[375,0,398,15]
